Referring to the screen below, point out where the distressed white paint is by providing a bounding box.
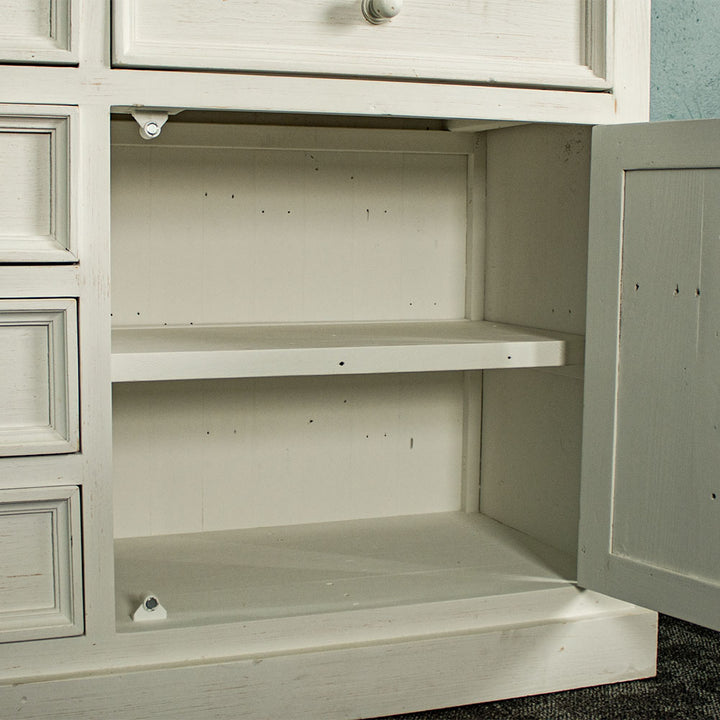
[580,119,720,632]
[112,373,465,537]
[0,1,665,717]
[1,603,656,720]
[111,122,469,327]
[114,0,610,90]
[114,513,575,629]
[111,321,582,382]
[0,108,77,262]
[0,299,79,456]
[0,485,83,642]
[0,0,77,64]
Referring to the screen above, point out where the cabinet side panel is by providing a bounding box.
[480,369,583,556]
[481,125,590,555]
[484,124,591,335]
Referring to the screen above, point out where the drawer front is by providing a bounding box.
[0,106,77,263]
[113,0,610,90]
[0,0,77,64]
[0,486,83,642]
[0,299,79,457]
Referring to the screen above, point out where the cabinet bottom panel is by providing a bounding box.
[114,511,575,632]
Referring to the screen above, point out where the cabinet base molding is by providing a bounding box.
[1,608,656,720]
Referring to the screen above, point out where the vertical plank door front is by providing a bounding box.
[579,119,720,631]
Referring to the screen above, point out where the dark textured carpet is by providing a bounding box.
[377,615,720,719]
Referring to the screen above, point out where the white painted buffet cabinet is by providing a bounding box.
[1,1,719,718]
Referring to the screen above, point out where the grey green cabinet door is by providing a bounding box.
[579,119,720,631]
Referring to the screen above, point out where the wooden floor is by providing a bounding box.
[114,511,576,632]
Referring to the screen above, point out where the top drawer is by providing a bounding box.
[0,0,77,65]
[113,0,610,91]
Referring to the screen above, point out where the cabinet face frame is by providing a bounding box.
[0,0,78,65]
[0,298,80,457]
[0,485,83,643]
[579,118,720,632]
[0,106,78,263]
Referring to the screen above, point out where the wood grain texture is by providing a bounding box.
[111,122,469,327]
[0,0,77,63]
[0,606,657,720]
[114,512,575,631]
[0,107,77,262]
[111,321,582,382]
[0,485,83,642]
[579,119,720,631]
[113,0,609,90]
[0,299,79,456]
[112,373,465,537]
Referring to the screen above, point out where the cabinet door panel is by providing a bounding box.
[113,0,609,90]
[579,119,720,631]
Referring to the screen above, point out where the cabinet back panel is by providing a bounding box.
[111,140,467,326]
[113,373,464,538]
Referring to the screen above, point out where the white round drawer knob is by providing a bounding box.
[362,0,403,24]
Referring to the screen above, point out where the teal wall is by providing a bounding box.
[651,0,720,120]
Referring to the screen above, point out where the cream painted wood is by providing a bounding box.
[3,65,622,125]
[0,0,77,64]
[481,369,584,556]
[0,107,77,262]
[1,604,655,720]
[111,321,583,383]
[111,122,469,327]
[0,485,83,642]
[113,0,610,91]
[112,373,465,537]
[114,512,574,630]
[579,119,720,632]
[479,124,591,557]
[0,299,79,456]
[0,0,662,714]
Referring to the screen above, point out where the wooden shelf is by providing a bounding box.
[114,511,576,633]
[111,320,583,382]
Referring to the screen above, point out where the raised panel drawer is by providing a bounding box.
[0,485,83,642]
[0,299,79,457]
[113,0,610,91]
[0,106,77,263]
[0,0,77,64]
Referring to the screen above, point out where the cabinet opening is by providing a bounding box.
[110,116,590,634]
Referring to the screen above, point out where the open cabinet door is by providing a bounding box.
[579,119,720,631]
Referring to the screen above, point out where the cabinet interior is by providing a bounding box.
[109,114,591,633]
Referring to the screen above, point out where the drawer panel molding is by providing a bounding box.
[0,298,79,457]
[0,485,83,642]
[113,0,610,91]
[0,0,78,65]
[0,106,77,263]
